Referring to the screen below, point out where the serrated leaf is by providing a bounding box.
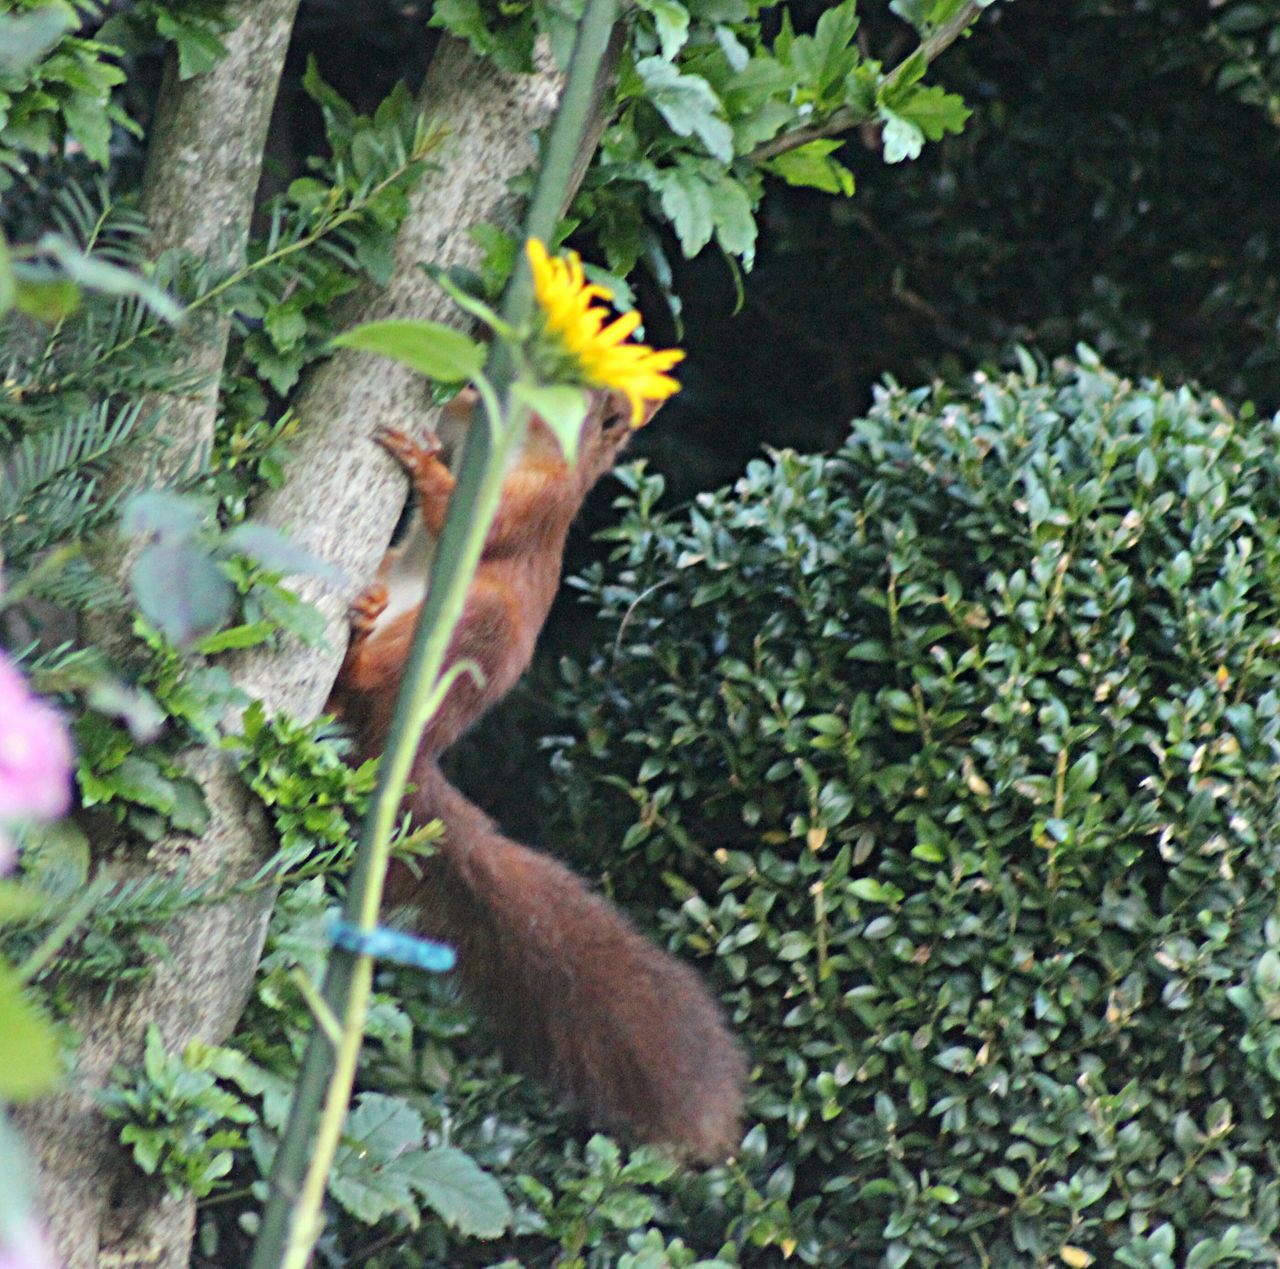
[880,110,925,162]
[634,58,734,162]
[130,543,234,646]
[766,141,856,196]
[708,173,757,265]
[892,83,971,141]
[402,1146,512,1238]
[653,164,716,257]
[512,383,588,464]
[331,319,484,382]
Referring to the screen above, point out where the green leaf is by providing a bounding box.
[848,877,903,903]
[0,880,41,924]
[513,383,589,464]
[0,958,60,1099]
[195,621,275,654]
[0,8,77,76]
[224,522,345,583]
[653,163,716,258]
[880,109,925,163]
[0,232,14,314]
[155,11,230,79]
[766,141,856,196]
[789,0,860,99]
[35,234,181,321]
[331,318,484,383]
[402,1146,513,1238]
[634,58,734,163]
[892,83,971,141]
[122,491,207,543]
[708,173,757,265]
[634,0,690,59]
[13,273,80,322]
[131,544,235,646]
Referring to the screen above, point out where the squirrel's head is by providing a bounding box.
[444,386,663,490]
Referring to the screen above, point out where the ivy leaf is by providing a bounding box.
[401,1145,513,1238]
[131,543,234,646]
[0,959,60,1100]
[634,58,734,162]
[512,383,589,464]
[331,318,485,383]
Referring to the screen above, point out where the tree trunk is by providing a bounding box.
[16,25,609,1269]
[15,4,299,1264]
[233,35,572,720]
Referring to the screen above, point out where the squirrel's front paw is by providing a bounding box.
[349,583,390,636]
[376,426,444,475]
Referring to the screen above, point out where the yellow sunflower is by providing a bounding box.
[526,238,683,426]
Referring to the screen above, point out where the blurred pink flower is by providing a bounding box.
[0,1217,56,1269]
[0,654,73,827]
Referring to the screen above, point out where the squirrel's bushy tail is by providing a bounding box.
[392,763,746,1161]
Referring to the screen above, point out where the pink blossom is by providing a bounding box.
[0,655,73,826]
[0,1218,56,1269]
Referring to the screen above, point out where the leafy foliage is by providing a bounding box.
[101,1024,257,1198]
[438,0,990,294]
[0,1,136,189]
[539,354,1280,1264]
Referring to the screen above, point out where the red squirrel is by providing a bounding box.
[328,389,746,1161]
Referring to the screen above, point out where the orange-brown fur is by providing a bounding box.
[329,391,745,1160]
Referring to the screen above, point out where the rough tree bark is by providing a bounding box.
[15,6,300,1266]
[17,20,612,1269]
[233,35,576,719]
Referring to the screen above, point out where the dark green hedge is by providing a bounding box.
[544,351,1280,1265]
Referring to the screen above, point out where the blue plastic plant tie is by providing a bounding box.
[329,917,456,973]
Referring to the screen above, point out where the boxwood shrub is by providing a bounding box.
[542,350,1280,1265]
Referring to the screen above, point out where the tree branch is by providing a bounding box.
[749,1,987,164]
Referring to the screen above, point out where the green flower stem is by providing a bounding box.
[248,0,622,1264]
